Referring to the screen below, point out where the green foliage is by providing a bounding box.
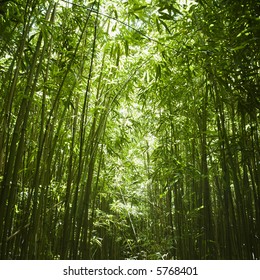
[0,0,259,260]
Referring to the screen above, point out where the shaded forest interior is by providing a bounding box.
[0,0,259,259]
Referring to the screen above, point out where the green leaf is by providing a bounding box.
[116,44,120,66]
[124,40,129,56]
[232,42,248,51]
[159,19,171,34]
[155,64,161,80]
[132,5,147,12]
[156,17,161,33]
[158,12,172,20]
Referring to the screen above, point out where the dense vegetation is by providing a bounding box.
[0,0,259,260]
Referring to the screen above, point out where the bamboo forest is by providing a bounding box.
[0,0,259,260]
